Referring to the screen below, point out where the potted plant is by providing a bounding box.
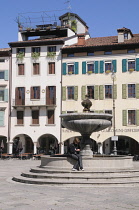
[47,52,56,59]
[88,71,92,74]
[68,71,73,75]
[105,70,111,74]
[31,52,40,60]
[16,52,24,61]
[129,68,134,72]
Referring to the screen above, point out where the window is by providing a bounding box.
[48,62,55,74]
[67,63,74,74]
[105,85,112,98]
[17,48,25,55]
[87,52,94,56]
[128,49,135,53]
[31,86,40,99]
[105,110,112,114]
[32,110,39,124]
[104,51,112,55]
[67,53,74,57]
[32,47,40,53]
[46,86,56,105]
[128,59,135,71]
[17,111,24,125]
[18,64,24,75]
[48,110,54,124]
[0,110,4,126]
[128,84,135,98]
[67,86,74,99]
[124,33,128,40]
[105,61,112,73]
[87,62,94,73]
[33,63,40,75]
[0,59,5,62]
[0,89,4,101]
[15,87,25,105]
[0,71,4,79]
[87,86,94,99]
[48,46,56,52]
[128,110,135,125]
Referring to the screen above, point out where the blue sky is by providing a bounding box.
[1,0,139,48]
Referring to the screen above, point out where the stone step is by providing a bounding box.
[12,175,139,186]
[21,171,139,180]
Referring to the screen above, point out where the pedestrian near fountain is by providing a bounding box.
[68,137,84,171]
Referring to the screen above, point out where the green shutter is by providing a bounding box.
[100,61,104,73]
[62,86,66,101]
[122,59,127,72]
[136,58,139,71]
[4,89,8,102]
[4,70,8,81]
[113,84,117,99]
[75,62,78,74]
[122,84,127,99]
[136,84,139,99]
[95,61,98,74]
[74,86,78,100]
[99,85,104,100]
[62,63,66,75]
[94,85,99,100]
[122,110,127,126]
[82,62,86,74]
[0,111,4,126]
[136,110,139,126]
[81,86,86,100]
[112,60,117,73]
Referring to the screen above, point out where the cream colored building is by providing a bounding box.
[61,27,139,155]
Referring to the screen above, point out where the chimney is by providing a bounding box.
[77,34,85,45]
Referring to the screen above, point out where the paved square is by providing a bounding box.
[0,159,139,210]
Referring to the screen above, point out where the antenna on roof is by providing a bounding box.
[64,0,71,11]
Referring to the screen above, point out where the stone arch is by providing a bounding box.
[12,134,33,154]
[38,134,59,155]
[103,135,139,155]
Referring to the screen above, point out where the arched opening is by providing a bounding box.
[38,134,59,155]
[0,136,7,154]
[103,136,139,155]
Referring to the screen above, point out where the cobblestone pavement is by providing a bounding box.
[0,159,139,210]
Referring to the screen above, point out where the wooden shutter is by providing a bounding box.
[100,61,104,73]
[62,63,66,75]
[82,62,86,74]
[53,86,56,105]
[81,86,86,100]
[48,110,54,124]
[4,89,8,102]
[112,60,117,72]
[18,64,24,75]
[33,63,39,75]
[94,85,99,100]
[30,87,34,99]
[37,86,40,99]
[122,59,127,72]
[95,61,98,74]
[0,111,4,126]
[62,86,66,101]
[74,86,78,100]
[122,84,127,99]
[136,58,139,71]
[46,86,49,105]
[75,62,78,74]
[32,110,39,124]
[99,85,104,100]
[113,84,117,99]
[4,70,8,80]
[17,111,24,124]
[122,110,127,126]
[136,84,139,99]
[49,62,55,74]
[136,110,139,126]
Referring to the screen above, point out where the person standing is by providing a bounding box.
[68,138,84,171]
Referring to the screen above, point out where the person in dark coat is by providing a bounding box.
[68,137,84,171]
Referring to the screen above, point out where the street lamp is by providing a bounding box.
[111,65,117,155]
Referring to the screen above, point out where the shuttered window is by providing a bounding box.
[67,86,74,99]
[128,110,136,125]
[33,63,40,75]
[0,111,4,126]
[15,87,25,105]
[48,62,55,74]
[17,111,24,125]
[128,84,135,98]
[105,85,112,99]
[32,110,39,124]
[31,86,40,99]
[46,86,56,105]
[87,86,94,99]
[18,64,24,75]
[48,110,54,124]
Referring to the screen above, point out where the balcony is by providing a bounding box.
[12,98,56,108]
